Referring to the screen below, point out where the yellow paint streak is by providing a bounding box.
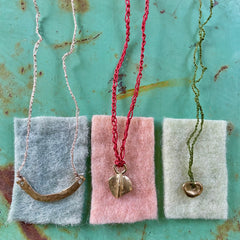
[117,78,188,100]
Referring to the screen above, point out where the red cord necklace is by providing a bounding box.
[108,0,149,198]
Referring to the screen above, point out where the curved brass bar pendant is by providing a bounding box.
[17,176,85,202]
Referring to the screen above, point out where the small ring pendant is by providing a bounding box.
[182,181,203,198]
[109,164,133,198]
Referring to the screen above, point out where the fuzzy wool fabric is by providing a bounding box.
[162,118,228,219]
[90,115,158,224]
[8,117,89,225]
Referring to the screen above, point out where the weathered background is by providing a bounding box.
[0,0,239,239]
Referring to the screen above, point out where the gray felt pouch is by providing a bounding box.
[8,116,88,225]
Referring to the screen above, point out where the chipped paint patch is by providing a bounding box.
[53,32,102,49]
[108,74,127,94]
[59,0,89,13]
[117,78,189,100]
[0,164,14,204]
[19,223,50,240]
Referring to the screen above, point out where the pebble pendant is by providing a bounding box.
[182,181,203,198]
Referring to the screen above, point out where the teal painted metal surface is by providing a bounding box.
[0,0,239,239]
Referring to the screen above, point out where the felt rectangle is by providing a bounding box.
[8,117,88,225]
[162,118,228,219]
[90,115,158,224]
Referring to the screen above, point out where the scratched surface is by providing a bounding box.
[0,0,240,239]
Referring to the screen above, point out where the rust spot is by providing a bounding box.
[20,0,26,11]
[0,164,14,204]
[39,71,43,76]
[141,223,147,240]
[50,108,55,112]
[19,223,50,240]
[53,32,102,49]
[59,0,89,13]
[19,64,32,75]
[0,64,12,80]
[227,122,234,135]
[117,77,189,100]
[114,53,118,59]
[92,90,95,93]
[12,42,24,57]
[27,80,33,90]
[59,227,71,234]
[214,65,228,81]
[235,173,239,180]
[23,108,28,116]
[215,218,240,240]
[0,84,12,105]
[4,110,9,115]
[136,63,147,71]
[160,10,165,14]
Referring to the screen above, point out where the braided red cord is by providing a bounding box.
[111,0,149,167]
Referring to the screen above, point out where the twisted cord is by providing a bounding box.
[187,0,214,182]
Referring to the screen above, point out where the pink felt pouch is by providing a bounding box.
[90,115,158,224]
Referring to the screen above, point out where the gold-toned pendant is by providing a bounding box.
[109,164,132,198]
[17,175,85,202]
[182,181,203,198]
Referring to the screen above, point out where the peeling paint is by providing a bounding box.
[117,78,189,100]
[59,0,89,13]
[53,32,102,49]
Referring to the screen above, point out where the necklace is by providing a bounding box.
[16,0,85,202]
[108,0,149,198]
[183,0,213,198]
